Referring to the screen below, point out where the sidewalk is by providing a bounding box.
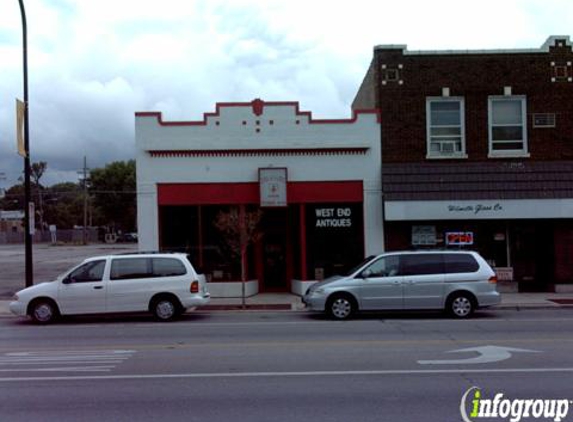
[1,292,573,317]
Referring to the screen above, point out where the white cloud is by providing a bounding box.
[0,0,571,186]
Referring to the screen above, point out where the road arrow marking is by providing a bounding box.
[417,345,540,365]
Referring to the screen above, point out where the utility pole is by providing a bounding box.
[0,172,5,199]
[79,156,89,245]
[18,0,33,288]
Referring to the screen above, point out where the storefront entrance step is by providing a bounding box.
[198,304,292,311]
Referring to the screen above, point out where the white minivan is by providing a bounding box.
[303,250,501,319]
[10,253,210,323]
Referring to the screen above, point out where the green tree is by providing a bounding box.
[30,161,47,186]
[43,182,84,229]
[89,160,136,232]
[0,184,25,210]
[0,181,87,230]
[214,206,263,308]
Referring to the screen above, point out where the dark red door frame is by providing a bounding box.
[300,203,308,281]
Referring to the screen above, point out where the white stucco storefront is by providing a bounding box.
[135,100,383,297]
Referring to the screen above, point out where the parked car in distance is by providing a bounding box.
[10,252,210,324]
[118,232,138,243]
[303,250,500,319]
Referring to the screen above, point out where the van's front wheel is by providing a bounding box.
[326,294,356,320]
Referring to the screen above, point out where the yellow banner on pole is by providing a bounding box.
[16,98,26,157]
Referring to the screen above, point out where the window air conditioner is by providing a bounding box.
[438,140,458,154]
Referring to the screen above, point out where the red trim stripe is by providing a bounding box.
[158,181,363,205]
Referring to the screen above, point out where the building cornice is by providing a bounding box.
[136,99,381,126]
[148,148,369,157]
[375,35,572,56]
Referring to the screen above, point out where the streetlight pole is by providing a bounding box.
[18,0,34,287]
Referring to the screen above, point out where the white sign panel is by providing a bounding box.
[494,267,514,281]
[259,168,287,207]
[412,225,436,246]
[385,199,573,221]
[28,202,35,235]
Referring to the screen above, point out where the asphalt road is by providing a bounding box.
[1,308,572,422]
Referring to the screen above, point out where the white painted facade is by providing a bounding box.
[135,100,383,296]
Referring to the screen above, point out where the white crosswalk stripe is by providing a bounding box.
[0,350,135,373]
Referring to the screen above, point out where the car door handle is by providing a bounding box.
[93,286,104,290]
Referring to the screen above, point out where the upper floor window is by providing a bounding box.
[488,96,529,157]
[426,98,467,159]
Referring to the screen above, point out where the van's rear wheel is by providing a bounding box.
[326,294,356,320]
[151,296,181,321]
[447,293,475,318]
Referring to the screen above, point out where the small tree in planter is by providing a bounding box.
[214,206,263,308]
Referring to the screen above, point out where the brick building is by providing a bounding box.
[353,35,573,292]
[0,210,24,233]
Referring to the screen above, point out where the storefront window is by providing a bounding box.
[305,203,364,279]
[160,205,257,281]
[159,206,199,255]
[407,223,509,268]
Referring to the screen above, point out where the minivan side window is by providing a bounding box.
[444,253,479,273]
[110,258,151,280]
[67,260,106,283]
[152,258,186,277]
[400,254,444,276]
[362,256,400,277]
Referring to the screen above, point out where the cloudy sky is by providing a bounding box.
[0,0,571,186]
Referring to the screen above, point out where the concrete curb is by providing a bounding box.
[495,304,573,310]
[0,301,572,318]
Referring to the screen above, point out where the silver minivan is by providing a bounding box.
[303,250,500,319]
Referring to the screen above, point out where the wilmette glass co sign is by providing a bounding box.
[259,168,287,207]
[448,203,503,215]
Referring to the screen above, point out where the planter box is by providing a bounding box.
[207,280,258,298]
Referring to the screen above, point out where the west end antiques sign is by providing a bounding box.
[259,168,287,207]
[315,207,353,228]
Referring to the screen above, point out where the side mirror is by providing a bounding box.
[62,276,73,285]
[361,269,373,279]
